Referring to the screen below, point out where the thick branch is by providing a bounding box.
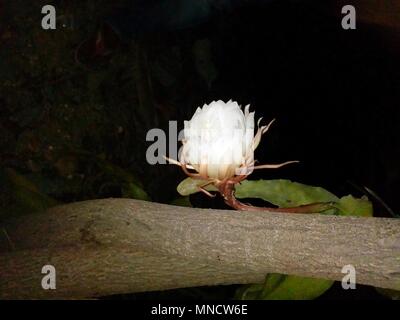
[0,198,399,299]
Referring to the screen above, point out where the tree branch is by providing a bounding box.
[0,198,399,299]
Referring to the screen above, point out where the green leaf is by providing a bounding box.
[235,179,339,207]
[335,195,373,217]
[177,177,216,196]
[236,274,286,299]
[237,274,333,300]
[235,283,265,300]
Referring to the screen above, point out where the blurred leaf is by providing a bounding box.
[170,196,192,207]
[0,168,59,218]
[72,150,151,201]
[122,182,151,201]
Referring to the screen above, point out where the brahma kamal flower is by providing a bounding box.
[181,100,256,181]
[167,100,325,211]
[176,100,297,184]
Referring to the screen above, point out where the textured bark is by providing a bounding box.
[0,198,399,299]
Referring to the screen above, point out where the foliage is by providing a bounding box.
[236,274,333,300]
[0,0,193,214]
[0,168,59,219]
[235,179,339,207]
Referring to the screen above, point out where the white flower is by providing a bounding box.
[167,100,298,198]
[180,100,259,181]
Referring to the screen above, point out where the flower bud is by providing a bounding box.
[180,100,255,180]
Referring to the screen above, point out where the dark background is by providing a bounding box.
[1,0,399,299]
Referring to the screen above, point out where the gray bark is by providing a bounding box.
[0,198,399,299]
